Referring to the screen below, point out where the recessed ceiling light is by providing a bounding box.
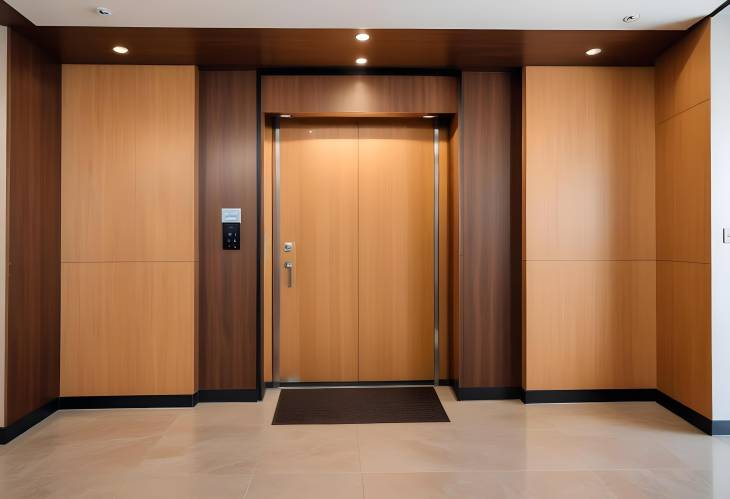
[97,6,112,16]
[113,46,129,54]
[355,57,368,65]
[585,48,602,56]
[280,114,292,118]
[623,14,640,23]
[355,33,370,42]
[423,115,436,119]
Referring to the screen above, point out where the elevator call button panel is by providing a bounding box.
[222,208,242,250]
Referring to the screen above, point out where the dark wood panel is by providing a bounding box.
[14,26,682,68]
[459,72,521,389]
[262,75,457,114]
[0,0,31,27]
[5,29,61,425]
[198,70,258,390]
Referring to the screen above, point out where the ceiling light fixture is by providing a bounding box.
[355,33,370,42]
[97,6,112,16]
[113,46,129,54]
[355,57,368,65]
[423,115,436,119]
[585,48,602,56]
[280,114,292,118]
[623,14,640,23]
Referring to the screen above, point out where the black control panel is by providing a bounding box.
[222,222,240,250]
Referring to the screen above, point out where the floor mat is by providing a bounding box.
[272,386,450,425]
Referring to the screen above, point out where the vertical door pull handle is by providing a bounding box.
[284,261,294,288]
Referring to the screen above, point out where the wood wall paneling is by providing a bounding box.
[460,72,521,389]
[525,261,657,390]
[655,20,712,418]
[523,66,656,392]
[655,21,711,124]
[61,65,197,396]
[5,29,61,425]
[61,262,195,396]
[656,261,712,417]
[198,70,258,390]
[656,101,711,264]
[261,75,458,116]
[524,67,656,262]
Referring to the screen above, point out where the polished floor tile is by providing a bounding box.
[1,391,729,498]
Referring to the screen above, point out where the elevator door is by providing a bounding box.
[278,121,359,382]
[278,119,434,383]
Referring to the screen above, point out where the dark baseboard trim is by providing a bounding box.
[713,420,730,435]
[198,389,258,402]
[0,399,59,445]
[522,389,656,404]
[655,390,717,435]
[59,394,198,410]
[457,387,522,401]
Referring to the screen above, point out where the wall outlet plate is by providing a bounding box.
[724,228,730,244]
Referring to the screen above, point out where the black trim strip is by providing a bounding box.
[457,387,522,400]
[656,390,713,435]
[0,399,58,444]
[59,394,198,410]
[523,389,656,404]
[711,0,730,17]
[256,67,460,77]
[198,389,258,402]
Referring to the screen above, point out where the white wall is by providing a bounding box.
[0,25,8,428]
[712,9,730,422]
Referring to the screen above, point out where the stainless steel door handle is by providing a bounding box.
[284,261,294,288]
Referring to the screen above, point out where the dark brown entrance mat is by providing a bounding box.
[272,386,450,425]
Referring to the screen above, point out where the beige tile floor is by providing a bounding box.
[1,387,730,498]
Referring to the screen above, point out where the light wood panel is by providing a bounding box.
[134,66,197,262]
[61,65,137,262]
[656,20,711,124]
[656,101,711,264]
[358,120,435,381]
[262,75,457,115]
[61,262,195,395]
[61,65,197,397]
[656,261,712,417]
[524,67,656,262]
[655,21,712,418]
[62,65,197,262]
[523,67,657,391]
[279,120,359,382]
[525,261,656,390]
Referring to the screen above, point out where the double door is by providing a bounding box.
[276,119,436,383]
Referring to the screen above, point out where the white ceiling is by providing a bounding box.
[5,0,724,30]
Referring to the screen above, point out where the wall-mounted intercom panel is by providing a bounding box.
[221,208,242,250]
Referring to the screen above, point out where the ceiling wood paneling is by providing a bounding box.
[11,26,685,68]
